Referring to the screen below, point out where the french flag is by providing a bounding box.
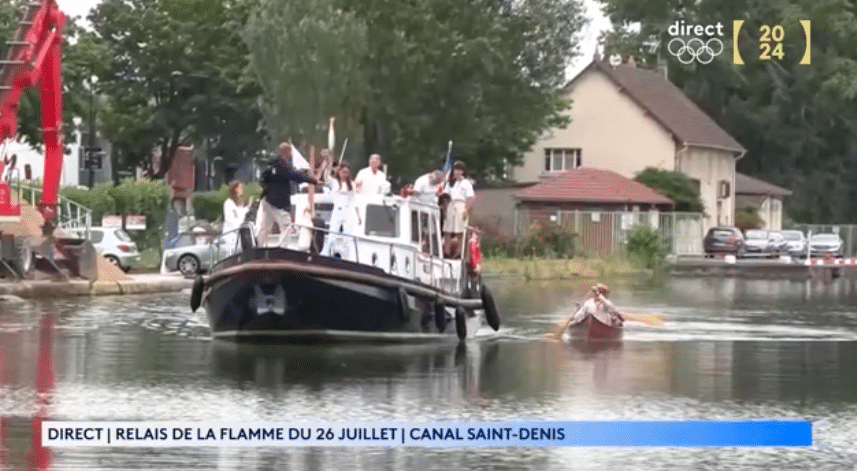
[440,140,453,176]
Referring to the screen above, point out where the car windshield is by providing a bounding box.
[782,231,802,241]
[812,234,840,242]
[711,229,736,238]
[114,230,133,242]
[745,230,767,239]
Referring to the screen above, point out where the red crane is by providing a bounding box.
[0,1,98,281]
[0,0,66,223]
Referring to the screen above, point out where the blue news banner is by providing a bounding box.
[43,421,811,448]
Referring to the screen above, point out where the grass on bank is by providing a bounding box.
[482,255,645,280]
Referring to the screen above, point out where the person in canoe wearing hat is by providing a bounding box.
[579,283,624,327]
[552,283,624,338]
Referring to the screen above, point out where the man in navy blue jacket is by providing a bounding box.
[256,142,318,246]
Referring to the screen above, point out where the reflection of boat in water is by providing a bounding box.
[565,314,623,342]
[192,193,501,343]
[209,340,498,395]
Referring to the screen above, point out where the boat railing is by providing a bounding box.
[208,220,463,293]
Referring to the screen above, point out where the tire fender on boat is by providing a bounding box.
[455,307,467,341]
[397,287,410,320]
[481,283,501,332]
[434,301,447,333]
[190,275,204,312]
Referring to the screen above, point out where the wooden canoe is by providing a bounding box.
[566,314,623,341]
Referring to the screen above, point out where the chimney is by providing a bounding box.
[627,55,636,68]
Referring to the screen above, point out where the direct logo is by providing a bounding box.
[667,20,725,65]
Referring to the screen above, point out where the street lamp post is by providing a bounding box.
[211,156,223,189]
[87,75,98,187]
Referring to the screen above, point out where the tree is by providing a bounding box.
[735,206,764,232]
[634,167,704,212]
[243,0,369,151]
[598,0,857,223]
[245,0,587,183]
[89,0,266,178]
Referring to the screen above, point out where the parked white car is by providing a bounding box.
[70,227,141,272]
[780,230,807,257]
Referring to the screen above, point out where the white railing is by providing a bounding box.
[14,182,92,238]
[209,222,466,295]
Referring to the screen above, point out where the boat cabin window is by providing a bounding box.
[314,203,333,229]
[365,204,399,237]
[411,210,420,244]
[429,213,439,257]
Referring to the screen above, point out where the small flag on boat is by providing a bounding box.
[328,117,335,154]
[440,140,453,176]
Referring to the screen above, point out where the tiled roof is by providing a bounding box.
[515,167,674,205]
[567,60,746,153]
[735,173,792,196]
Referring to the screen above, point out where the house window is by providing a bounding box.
[544,148,582,172]
[718,180,731,199]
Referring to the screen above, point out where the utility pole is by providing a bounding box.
[88,76,96,187]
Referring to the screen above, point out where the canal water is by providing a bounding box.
[2,276,857,470]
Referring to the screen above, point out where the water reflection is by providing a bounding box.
[2,282,857,469]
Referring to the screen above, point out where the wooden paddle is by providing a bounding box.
[618,311,665,327]
[548,308,665,339]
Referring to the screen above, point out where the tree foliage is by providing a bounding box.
[634,167,704,212]
[245,0,587,183]
[599,0,857,223]
[89,0,266,178]
[735,206,764,232]
[243,0,369,151]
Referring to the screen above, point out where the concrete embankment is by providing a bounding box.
[0,274,193,299]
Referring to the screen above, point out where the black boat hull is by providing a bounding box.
[200,249,483,342]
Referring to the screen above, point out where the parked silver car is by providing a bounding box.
[161,231,229,276]
[70,227,141,272]
[808,233,845,258]
[743,230,782,258]
[780,230,807,257]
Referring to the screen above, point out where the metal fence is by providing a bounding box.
[514,208,704,256]
[787,224,857,257]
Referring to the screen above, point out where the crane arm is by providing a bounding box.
[0,0,66,223]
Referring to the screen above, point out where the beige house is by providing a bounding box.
[507,58,747,231]
[735,173,791,231]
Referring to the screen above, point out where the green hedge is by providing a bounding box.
[60,179,170,253]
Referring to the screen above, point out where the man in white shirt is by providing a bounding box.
[413,170,443,203]
[354,154,390,195]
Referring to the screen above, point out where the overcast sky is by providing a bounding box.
[55,0,611,80]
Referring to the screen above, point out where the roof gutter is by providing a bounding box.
[682,141,747,157]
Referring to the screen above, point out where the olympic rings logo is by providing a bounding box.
[667,38,724,65]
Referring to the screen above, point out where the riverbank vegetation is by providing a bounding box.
[479,222,664,280]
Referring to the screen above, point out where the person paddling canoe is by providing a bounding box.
[552,283,624,339]
[576,283,624,328]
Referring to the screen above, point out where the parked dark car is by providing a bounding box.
[703,227,745,257]
[808,233,845,258]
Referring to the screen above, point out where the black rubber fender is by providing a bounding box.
[481,283,501,332]
[190,275,204,312]
[455,307,467,341]
[434,301,447,333]
[397,287,410,320]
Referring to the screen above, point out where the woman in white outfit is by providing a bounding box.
[321,162,362,258]
[222,181,253,252]
[442,161,475,258]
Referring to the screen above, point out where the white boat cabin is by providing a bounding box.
[254,192,469,295]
